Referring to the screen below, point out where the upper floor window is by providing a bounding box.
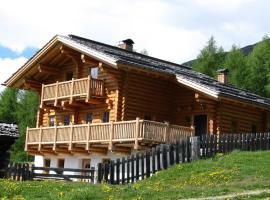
[251,124,257,133]
[49,115,55,127]
[66,72,73,81]
[230,120,238,133]
[86,113,93,123]
[103,112,110,123]
[64,115,71,125]
[144,115,152,120]
[90,67,98,79]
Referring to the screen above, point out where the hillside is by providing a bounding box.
[182,41,257,67]
[1,150,270,199]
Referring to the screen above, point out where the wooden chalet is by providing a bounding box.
[4,35,270,169]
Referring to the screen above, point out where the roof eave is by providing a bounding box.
[4,35,118,87]
[176,75,220,99]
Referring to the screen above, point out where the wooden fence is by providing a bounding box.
[3,132,270,184]
[200,132,270,158]
[97,139,193,184]
[97,132,270,185]
[2,163,95,182]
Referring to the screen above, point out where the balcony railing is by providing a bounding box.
[40,75,104,107]
[25,119,194,152]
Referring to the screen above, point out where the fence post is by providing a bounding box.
[141,153,144,180]
[169,144,174,166]
[97,163,103,183]
[110,160,115,184]
[131,154,135,183]
[127,156,130,183]
[135,153,140,181]
[175,141,180,164]
[121,157,125,184]
[190,136,200,161]
[104,163,109,182]
[146,151,150,178]
[156,147,161,170]
[116,159,120,184]
[162,145,168,169]
[152,148,156,174]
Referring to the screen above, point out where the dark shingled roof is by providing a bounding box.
[64,35,270,107]
[0,122,19,138]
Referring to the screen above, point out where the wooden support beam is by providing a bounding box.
[81,54,98,64]
[134,117,140,150]
[54,81,59,106]
[37,64,61,75]
[23,79,42,90]
[68,123,74,151]
[38,126,42,151]
[86,122,91,151]
[69,78,74,104]
[108,121,114,150]
[24,127,29,151]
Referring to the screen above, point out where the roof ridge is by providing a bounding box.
[68,34,191,70]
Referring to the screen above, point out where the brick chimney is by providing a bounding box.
[217,68,229,84]
[118,39,134,51]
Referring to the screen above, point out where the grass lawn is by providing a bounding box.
[1,150,270,200]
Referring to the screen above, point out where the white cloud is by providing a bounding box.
[0,57,27,91]
[0,0,269,64]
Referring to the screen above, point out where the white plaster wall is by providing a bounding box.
[34,152,133,183]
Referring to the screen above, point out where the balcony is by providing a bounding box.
[40,76,104,108]
[25,119,194,155]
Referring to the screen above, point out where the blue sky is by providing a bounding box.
[0,45,37,59]
[1,0,270,90]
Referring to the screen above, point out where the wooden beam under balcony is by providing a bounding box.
[37,64,61,75]
[23,79,41,91]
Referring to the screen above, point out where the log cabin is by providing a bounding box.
[4,34,270,171]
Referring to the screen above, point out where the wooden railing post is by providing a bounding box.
[69,123,74,151]
[164,122,170,143]
[86,75,91,102]
[69,78,74,104]
[86,122,90,150]
[40,84,44,108]
[24,127,29,151]
[54,81,59,106]
[53,125,57,151]
[134,117,140,150]
[108,121,114,150]
[38,126,42,151]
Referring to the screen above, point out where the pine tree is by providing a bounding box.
[10,90,39,162]
[245,36,270,97]
[0,88,18,122]
[193,36,226,78]
[224,45,247,88]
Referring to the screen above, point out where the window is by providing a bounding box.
[86,113,93,123]
[44,159,51,174]
[66,72,73,81]
[103,112,110,123]
[64,115,70,125]
[251,124,257,133]
[58,159,65,168]
[144,115,152,120]
[230,120,238,133]
[90,67,98,79]
[57,159,65,174]
[49,116,55,127]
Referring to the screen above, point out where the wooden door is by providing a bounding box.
[194,115,208,136]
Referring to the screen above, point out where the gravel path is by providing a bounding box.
[183,189,270,200]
